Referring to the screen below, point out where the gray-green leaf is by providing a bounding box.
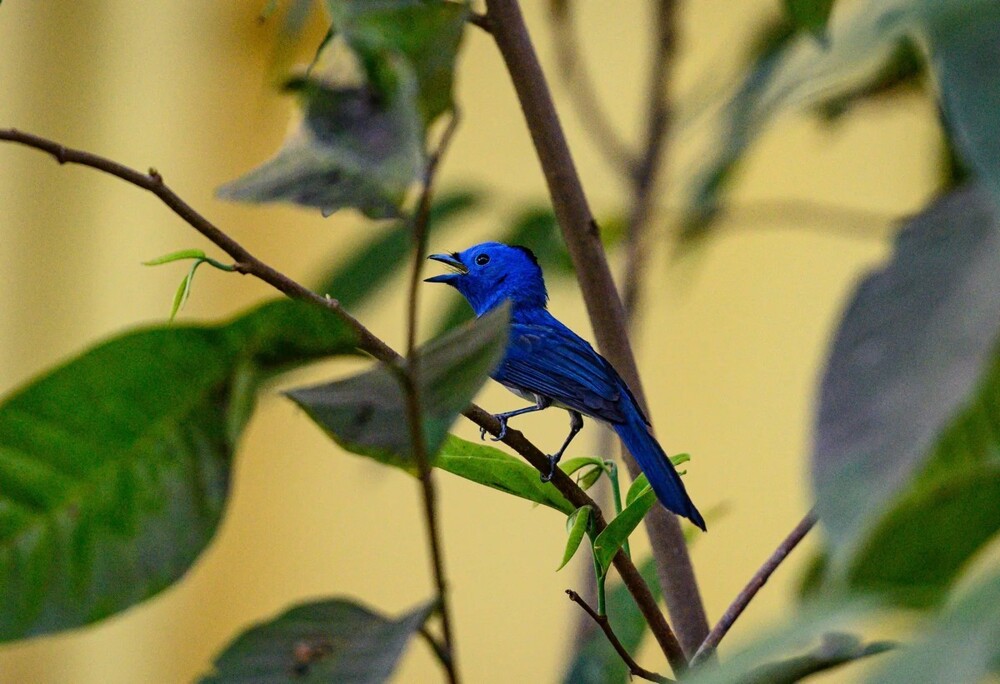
[287,305,509,469]
[200,598,433,683]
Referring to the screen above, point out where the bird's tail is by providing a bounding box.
[613,411,706,531]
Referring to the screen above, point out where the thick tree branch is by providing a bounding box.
[0,126,686,675]
[481,0,707,655]
[402,112,462,684]
[566,590,675,684]
[692,510,818,665]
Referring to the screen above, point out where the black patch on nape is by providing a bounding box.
[511,245,539,266]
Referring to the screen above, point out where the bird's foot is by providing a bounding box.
[479,415,508,442]
[540,454,560,482]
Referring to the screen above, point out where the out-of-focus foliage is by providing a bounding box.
[200,598,435,683]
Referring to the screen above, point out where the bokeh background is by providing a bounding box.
[0,1,940,682]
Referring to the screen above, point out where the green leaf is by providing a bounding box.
[559,456,606,477]
[439,438,569,510]
[314,189,479,307]
[0,299,358,641]
[561,557,662,684]
[784,0,836,37]
[557,506,592,571]
[200,598,433,683]
[217,59,424,220]
[625,474,650,508]
[142,248,207,266]
[576,465,604,491]
[435,436,574,513]
[866,569,1000,684]
[325,0,469,125]
[592,486,658,576]
[287,304,509,469]
[812,186,1000,571]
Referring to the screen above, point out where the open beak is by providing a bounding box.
[424,252,468,283]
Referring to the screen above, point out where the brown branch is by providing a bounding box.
[692,510,818,665]
[402,112,462,684]
[481,0,705,658]
[547,2,636,177]
[566,590,675,684]
[0,125,685,675]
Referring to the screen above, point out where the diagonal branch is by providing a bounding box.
[566,590,675,684]
[481,0,706,657]
[692,509,818,665]
[0,125,686,675]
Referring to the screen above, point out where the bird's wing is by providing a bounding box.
[494,322,631,423]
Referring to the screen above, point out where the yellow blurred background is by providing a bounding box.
[0,1,940,682]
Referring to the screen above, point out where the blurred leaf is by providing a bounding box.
[922,3,1000,206]
[217,62,423,219]
[0,299,358,641]
[561,556,662,684]
[287,304,509,469]
[784,0,836,37]
[844,345,1000,606]
[683,602,876,684]
[683,0,1000,237]
[435,436,574,514]
[812,186,1000,572]
[744,633,894,684]
[325,0,469,125]
[558,505,592,571]
[866,568,1000,684]
[592,487,657,576]
[315,189,479,306]
[814,38,924,121]
[200,598,433,683]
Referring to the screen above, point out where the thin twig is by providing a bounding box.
[0,125,681,676]
[482,0,703,661]
[566,590,675,684]
[547,2,636,177]
[402,112,462,684]
[692,509,818,665]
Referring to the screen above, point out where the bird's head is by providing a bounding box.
[425,242,548,316]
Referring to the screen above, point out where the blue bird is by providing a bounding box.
[426,242,706,530]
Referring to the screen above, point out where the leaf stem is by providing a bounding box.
[402,111,462,684]
[0,124,682,677]
[692,509,818,665]
[566,590,675,684]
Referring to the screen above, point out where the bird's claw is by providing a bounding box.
[540,455,559,483]
[480,415,508,442]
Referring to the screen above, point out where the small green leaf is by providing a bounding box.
[169,271,193,321]
[435,436,574,514]
[288,305,509,468]
[559,456,606,477]
[593,487,658,576]
[142,248,206,266]
[0,299,358,641]
[557,506,592,571]
[200,598,433,683]
[577,465,604,491]
[625,474,650,508]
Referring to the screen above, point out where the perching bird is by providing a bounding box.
[426,242,706,530]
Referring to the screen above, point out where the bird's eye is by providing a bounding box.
[475,254,490,266]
